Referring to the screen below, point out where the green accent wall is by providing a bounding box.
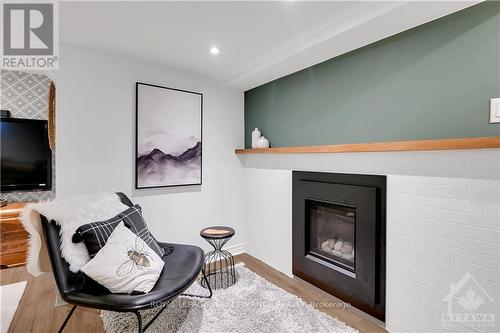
[244,2,500,148]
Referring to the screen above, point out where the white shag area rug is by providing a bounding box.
[0,281,27,333]
[101,264,358,333]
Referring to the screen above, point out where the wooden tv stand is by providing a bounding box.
[0,202,27,267]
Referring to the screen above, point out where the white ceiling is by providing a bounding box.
[60,1,479,91]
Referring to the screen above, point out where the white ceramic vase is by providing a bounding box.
[256,136,270,148]
[251,128,261,148]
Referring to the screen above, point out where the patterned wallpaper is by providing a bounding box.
[0,70,55,202]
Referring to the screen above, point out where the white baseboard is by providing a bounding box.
[225,243,245,256]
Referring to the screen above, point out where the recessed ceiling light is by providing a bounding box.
[210,46,220,55]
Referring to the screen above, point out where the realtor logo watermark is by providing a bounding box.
[442,272,495,330]
[1,1,58,69]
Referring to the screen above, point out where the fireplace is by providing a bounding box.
[293,171,386,321]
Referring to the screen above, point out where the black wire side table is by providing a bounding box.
[200,226,236,290]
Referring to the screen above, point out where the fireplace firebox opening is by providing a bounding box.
[306,199,356,273]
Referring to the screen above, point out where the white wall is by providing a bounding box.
[244,168,292,275]
[241,149,500,332]
[53,44,245,253]
[386,174,499,333]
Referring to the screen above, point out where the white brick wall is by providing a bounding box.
[244,168,292,275]
[242,149,500,332]
[387,175,499,333]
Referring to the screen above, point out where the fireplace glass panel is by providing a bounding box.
[306,200,355,271]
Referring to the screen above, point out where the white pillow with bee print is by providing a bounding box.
[81,222,164,294]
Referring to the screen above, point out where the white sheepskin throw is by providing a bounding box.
[20,192,129,275]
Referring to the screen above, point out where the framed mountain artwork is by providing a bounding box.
[135,82,202,188]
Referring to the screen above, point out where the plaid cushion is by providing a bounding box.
[73,205,164,258]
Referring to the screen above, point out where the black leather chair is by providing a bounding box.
[41,193,211,333]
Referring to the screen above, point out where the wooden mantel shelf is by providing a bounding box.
[235,136,500,154]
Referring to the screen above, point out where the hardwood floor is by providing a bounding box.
[0,264,102,333]
[0,253,385,333]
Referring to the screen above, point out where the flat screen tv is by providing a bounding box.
[1,118,52,192]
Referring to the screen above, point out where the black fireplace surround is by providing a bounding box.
[292,171,386,321]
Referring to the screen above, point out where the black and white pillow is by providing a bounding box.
[73,205,165,258]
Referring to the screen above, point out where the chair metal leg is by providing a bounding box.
[202,267,213,298]
[143,304,167,332]
[58,305,77,333]
[133,303,167,333]
[134,311,143,333]
[182,268,212,299]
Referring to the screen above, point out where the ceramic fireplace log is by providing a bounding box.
[320,239,355,262]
